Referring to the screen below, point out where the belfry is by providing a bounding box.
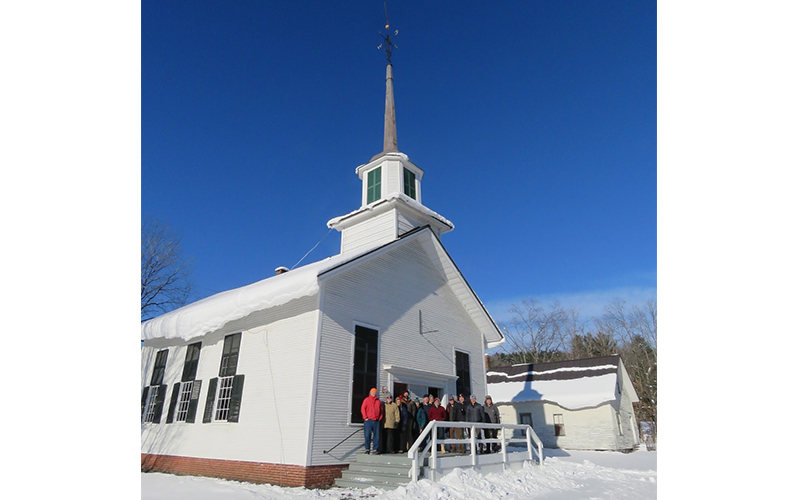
[328,23,454,255]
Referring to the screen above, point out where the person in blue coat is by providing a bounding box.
[415,398,428,448]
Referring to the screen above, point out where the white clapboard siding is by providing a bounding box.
[498,400,626,451]
[613,384,639,449]
[141,346,155,388]
[396,210,416,236]
[340,210,397,254]
[500,401,614,450]
[141,295,319,466]
[309,238,488,466]
[384,158,401,197]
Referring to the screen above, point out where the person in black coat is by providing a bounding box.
[465,394,485,453]
[447,394,466,453]
[484,395,501,453]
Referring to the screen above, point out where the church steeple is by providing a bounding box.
[327,9,454,254]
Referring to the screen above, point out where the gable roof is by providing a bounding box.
[487,355,638,410]
[318,226,504,348]
[141,226,504,347]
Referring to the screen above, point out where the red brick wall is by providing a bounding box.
[141,454,348,488]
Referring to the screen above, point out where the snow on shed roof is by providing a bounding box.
[487,356,625,410]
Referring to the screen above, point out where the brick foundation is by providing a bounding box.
[141,454,348,488]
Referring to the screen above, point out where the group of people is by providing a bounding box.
[360,388,501,455]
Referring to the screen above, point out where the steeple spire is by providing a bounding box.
[383,63,397,153]
[378,3,398,154]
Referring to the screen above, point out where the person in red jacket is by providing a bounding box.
[361,388,383,454]
[427,396,449,453]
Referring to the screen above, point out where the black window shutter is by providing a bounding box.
[151,349,169,385]
[152,384,167,423]
[219,333,241,377]
[456,351,471,397]
[186,380,202,423]
[203,377,218,423]
[141,387,150,419]
[227,374,245,423]
[182,342,202,382]
[166,383,180,424]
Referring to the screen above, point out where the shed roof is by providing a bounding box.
[487,355,638,410]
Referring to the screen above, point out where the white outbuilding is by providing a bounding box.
[141,60,505,487]
[487,355,640,451]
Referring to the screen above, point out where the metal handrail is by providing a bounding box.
[323,428,363,454]
[407,421,544,482]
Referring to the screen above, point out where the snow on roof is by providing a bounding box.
[396,193,454,228]
[488,373,618,410]
[487,357,622,410]
[141,224,504,348]
[326,193,454,230]
[141,244,382,342]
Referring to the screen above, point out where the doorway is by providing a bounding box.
[393,382,408,399]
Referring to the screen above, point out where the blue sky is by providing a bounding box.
[142,0,656,324]
[6,4,799,488]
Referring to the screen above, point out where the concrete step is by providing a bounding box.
[357,452,415,465]
[339,469,411,484]
[334,451,426,489]
[333,478,400,490]
[335,469,413,490]
[348,462,413,475]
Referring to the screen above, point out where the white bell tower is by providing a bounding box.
[328,23,453,254]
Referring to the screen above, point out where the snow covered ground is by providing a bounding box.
[141,448,656,500]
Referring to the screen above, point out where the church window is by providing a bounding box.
[141,349,169,424]
[203,333,245,423]
[403,168,416,200]
[366,167,382,204]
[351,325,379,424]
[166,342,203,424]
[214,376,236,420]
[455,350,471,397]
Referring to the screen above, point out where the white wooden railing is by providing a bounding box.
[406,420,544,482]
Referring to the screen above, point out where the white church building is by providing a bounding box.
[141,59,505,487]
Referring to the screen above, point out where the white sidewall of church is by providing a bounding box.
[140,307,319,466]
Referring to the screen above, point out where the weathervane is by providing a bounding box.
[378,1,398,64]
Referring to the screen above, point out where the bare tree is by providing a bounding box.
[141,218,193,320]
[499,299,582,364]
[594,299,657,432]
[570,331,618,359]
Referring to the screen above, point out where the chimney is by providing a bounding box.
[274,266,289,275]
